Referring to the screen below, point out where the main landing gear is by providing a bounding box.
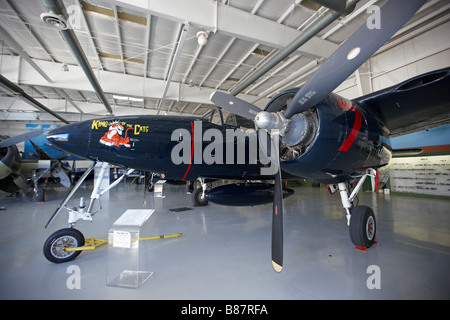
[328,168,378,249]
[193,178,211,207]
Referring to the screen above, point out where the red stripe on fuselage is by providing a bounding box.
[336,98,361,152]
[181,121,194,181]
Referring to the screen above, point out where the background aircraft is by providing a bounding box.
[0,131,72,200]
[42,0,449,271]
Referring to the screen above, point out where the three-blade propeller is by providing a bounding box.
[0,130,44,148]
[211,0,425,272]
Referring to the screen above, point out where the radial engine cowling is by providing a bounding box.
[0,136,21,179]
[0,136,24,193]
[265,90,391,184]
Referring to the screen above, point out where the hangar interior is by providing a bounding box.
[0,0,449,300]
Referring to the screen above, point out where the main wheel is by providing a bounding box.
[349,205,376,248]
[43,228,85,263]
[193,188,208,207]
[37,188,45,202]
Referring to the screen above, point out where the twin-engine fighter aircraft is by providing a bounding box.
[43,0,449,272]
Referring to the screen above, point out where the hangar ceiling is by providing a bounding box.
[0,0,449,124]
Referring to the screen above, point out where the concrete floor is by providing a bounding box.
[0,179,449,300]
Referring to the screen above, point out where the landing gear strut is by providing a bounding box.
[43,161,134,263]
[329,168,378,248]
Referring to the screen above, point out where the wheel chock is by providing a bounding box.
[355,241,377,252]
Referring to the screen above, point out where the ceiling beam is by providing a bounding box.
[2,0,56,63]
[198,37,236,87]
[113,5,126,74]
[76,1,104,71]
[54,88,85,114]
[41,0,113,115]
[181,33,206,85]
[0,96,185,122]
[215,43,259,90]
[230,0,359,96]
[0,26,53,83]
[108,0,338,59]
[157,23,189,114]
[244,54,301,94]
[320,0,379,39]
[0,55,264,108]
[0,74,69,123]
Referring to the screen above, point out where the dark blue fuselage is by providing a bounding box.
[47,92,391,184]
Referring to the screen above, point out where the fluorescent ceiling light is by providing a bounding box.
[113,94,128,100]
[113,94,143,102]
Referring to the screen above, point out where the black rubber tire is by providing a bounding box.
[349,205,376,248]
[43,228,85,263]
[193,188,208,207]
[37,188,45,202]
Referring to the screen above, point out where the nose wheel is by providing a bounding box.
[43,228,85,263]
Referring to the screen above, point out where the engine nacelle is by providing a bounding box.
[0,136,21,179]
[0,136,25,193]
[265,90,391,184]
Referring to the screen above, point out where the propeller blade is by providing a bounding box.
[271,131,283,272]
[0,129,44,148]
[284,0,426,118]
[210,91,261,120]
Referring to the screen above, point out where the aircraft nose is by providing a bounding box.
[47,128,69,144]
[47,122,90,157]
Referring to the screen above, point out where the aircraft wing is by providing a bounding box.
[354,67,450,137]
[29,140,52,160]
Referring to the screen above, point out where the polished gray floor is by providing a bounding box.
[0,180,449,300]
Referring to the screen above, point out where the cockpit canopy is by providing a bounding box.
[202,107,255,130]
[224,113,255,129]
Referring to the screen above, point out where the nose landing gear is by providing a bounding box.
[43,228,85,263]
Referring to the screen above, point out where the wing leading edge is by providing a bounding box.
[353,67,450,137]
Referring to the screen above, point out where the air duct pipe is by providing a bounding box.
[41,0,114,115]
[230,0,359,96]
